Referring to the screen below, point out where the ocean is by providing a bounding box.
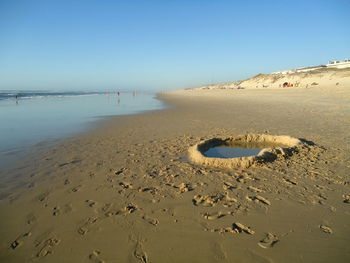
[0,90,165,156]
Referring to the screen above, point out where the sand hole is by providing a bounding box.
[204,145,261,158]
[188,134,302,169]
[203,141,290,159]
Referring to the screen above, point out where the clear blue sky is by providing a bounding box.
[0,0,349,91]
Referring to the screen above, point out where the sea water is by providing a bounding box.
[0,91,165,156]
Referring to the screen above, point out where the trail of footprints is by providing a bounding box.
[14,150,341,261]
[77,200,160,236]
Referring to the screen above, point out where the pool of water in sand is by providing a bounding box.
[203,141,287,158]
[204,146,261,158]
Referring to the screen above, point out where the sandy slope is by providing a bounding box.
[197,67,350,90]
[0,83,349,262]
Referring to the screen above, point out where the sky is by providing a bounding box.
[0,0,349,91]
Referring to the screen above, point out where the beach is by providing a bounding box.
[1,83,350,262]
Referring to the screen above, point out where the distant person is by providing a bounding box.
[117,91,120,96]
[15,95,18,104]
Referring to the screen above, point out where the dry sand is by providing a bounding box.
[197,67,350,90]
[0,78,350,262]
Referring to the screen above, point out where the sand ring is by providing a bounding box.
[188,134,302,169]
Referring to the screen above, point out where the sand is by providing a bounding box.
[196,67,350,90]
[0,76,350,262]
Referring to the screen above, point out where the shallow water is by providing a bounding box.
[0,91,164,155]
[204,146,261,158]
[203,140,289,159]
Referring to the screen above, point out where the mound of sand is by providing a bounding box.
[188,134,302,169]
[194,67,350,90]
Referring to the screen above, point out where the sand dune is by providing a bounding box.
[195,67,350,90]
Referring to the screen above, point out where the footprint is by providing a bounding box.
[247,195,271,206]
[26,213,37,225]
[64,179,70,185]
[100,203,114,217]
[211,223,255,235]
[223,182,237,191]
[89,250,105,263]
[71,185,82,193]
[116,203,138,215]
[146,171,158,178]
[58,162,69,168]
[52,206,60,216]
[210,227,235,234]
[36,238,60,258]
[10,232,31,249]
[142,215,159,226]
[176,183,193,193]
[343,194,350,204]
[114,168,127,175]
[224,193,237,206]
[77,217,99,235]
[134,241,148,263]
[139,187,158,195]
[247,186,263,193]
[202,212,226,220]
[28,182,36,188]
[85,200,97,208]
[119,182,133,189]
[232,223,255,234]
[236,173,251,183]
[58,159,80,168]
[125,203,138,213]
[319,225,333,234]
[37,192,50,202]
[282,178,297,185]
[258,233,279,248]
[192,194,224,207]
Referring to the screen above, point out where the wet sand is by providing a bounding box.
[0,85,350,262]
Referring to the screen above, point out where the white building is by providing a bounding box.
[295,65,326,73]
[327,59,350,69]
[271,70,294,75]
[272,59,350,75]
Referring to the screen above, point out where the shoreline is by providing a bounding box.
[1,85,350,262]
[0,92,165,159]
